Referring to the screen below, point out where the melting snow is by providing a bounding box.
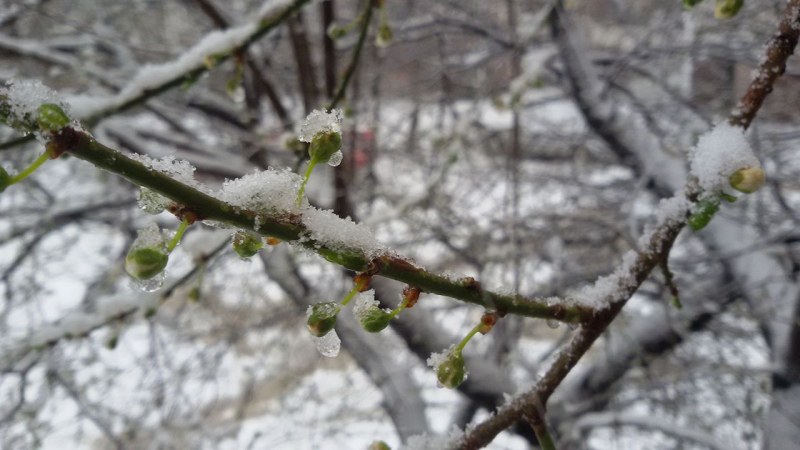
[220,168,303,214]
[298,109,343,142]
[301,206,387,259]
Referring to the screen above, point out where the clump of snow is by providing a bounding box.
[301,206,388,259]
[132,222,166,250]
[404,426,464,450]
[312,329,341,358]
[352,290,388,320]
[426,344,457,371]
[220,168,303,214]
[128,153,199,188]
[575,250,639,309]
[1,79,67,120]
[690,122,760,192]
[298,109,343,142]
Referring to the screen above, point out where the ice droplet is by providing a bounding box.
[546,319,560,329]
[313,329,341,357]
[327,150,343,167]
[138,187,170,215]
[130,272,165,292]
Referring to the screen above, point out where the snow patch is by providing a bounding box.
[301,206,388,259]
[298,109,343,142]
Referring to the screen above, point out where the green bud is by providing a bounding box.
[328,25,348,40]
[714,0,743,19]
[36,103,70,131]
[0,166,10,193]
[376,23,393,48]
[359,307,393,333]
[683,0,705,8]
[307,302,340,337]
[436,350,467,389]
[232,231,263,258]
[369,441,391,450]
[687,197,720,231]
[125,246,169,280]
[308,131,342,165]
[729,166,765,194]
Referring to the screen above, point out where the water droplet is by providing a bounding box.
[131,272,165,292]
[313,330,341,357]
[327,150,343,167]
[546,319,560,329]
[137,187,169,215]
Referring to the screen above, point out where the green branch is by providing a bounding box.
[48,126,595,323]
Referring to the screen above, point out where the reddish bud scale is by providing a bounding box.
[478,312,498,335]
[402,286,421,308]
[266,237,281,246]
[354,273,372,292]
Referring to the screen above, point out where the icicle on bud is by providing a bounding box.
[687,197,720,231]
[309,131,342,165]
[307,302,340,337]
[714,0,743,19]
[436,350,467,389]
[729,166,765,194]
[36,103,70,131]
[232,230,263,258]
[125,223,169,281]
[0,167,10,193]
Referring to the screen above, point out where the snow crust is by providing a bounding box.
[426,344,456,371]
[220,168,303,214]
[352,290,388,321]
[1,79,66,121]
[298,108,343,142]
[301,206,387,259]
[690,122,759,192]
[575,250,638,309]
[128,153,200,188]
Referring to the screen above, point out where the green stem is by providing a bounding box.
[296,159,317,206]
[533,424,556,450]
[455,323,482,354]
[9,150,50,184]
[388,298,408,319]
[340,285,360,306]
[166,219,190,253]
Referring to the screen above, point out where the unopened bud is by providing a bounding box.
[232,231,263,258]
[359,306,393,333]
[437,351,467,389]
[376,23,393,48]
[327,24,348,40]
[683,0,704,8]
[369,441,391,450]
[36,103,70,131]
[309,131,342,165]
[125,247,169,280]
[478,312,498,335]
[714,0,743,19]
[729,166,765,194]
[307,302,340,337]
[402,286,421,309]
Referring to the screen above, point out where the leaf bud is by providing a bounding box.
[369,441,392,450]
[232,231,264,258]
[687,197,720,231]
[729,166,765,194]
[307,302,340,337]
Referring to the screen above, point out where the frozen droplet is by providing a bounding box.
[546,319,560,329]
[313,329,341,357]
[130,272,165,292]
[138,187,170,214]
[327,150,343,167]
